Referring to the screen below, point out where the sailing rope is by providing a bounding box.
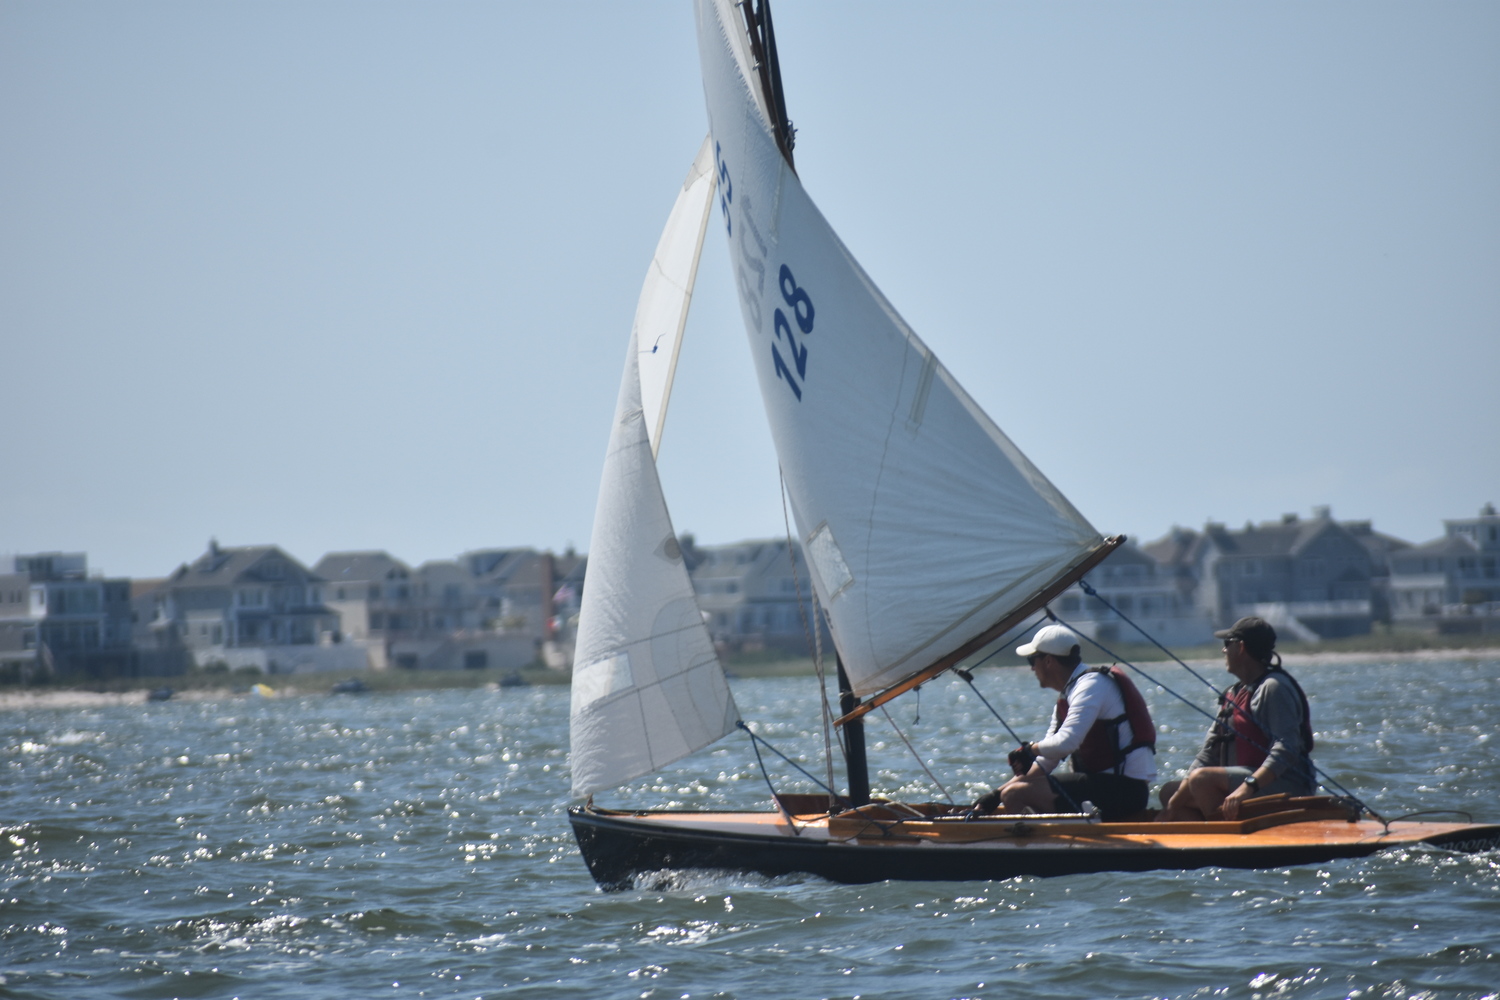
[950,609,1052,747]
[1048,601,1386,825]
[740,721,802,834]
[780,468,839,812]
[878,705,954,804]
[1076,579,1224,698]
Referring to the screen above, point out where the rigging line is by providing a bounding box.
[903,608,1048,747]
[1048,610,1222,726]
[736,720,838,798]
[953,670,1085,814]
[739,722,802,835]
[1076,578,1224,697]
[1047,609,1386,824]
[954,670,1028,747]
[961,610,1052,674]
[779,467,838,810]
[878,705,954,805]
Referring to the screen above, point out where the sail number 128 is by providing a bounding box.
[772,264,814,401]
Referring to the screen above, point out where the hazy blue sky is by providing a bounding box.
[3,2,1496,579]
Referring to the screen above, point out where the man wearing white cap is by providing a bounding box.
[976,624,1157,821]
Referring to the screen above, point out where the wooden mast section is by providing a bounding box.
[833,534,1126,727]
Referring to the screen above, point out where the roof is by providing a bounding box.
[462,548,535,580]
[688,539,801,582]
[1396,534,1480,558]
[1141,527,1205,568]
[168,544,320,588]
[313,551,411,583]
[1202,516,1359,559]
[415,560,470,584]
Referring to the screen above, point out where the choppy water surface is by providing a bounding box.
[3,657,1498,999]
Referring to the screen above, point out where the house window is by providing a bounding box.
[1242,561,1259,576]
[262,562,284,579]
[464,651,488,670]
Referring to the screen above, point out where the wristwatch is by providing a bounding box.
[1243,774,1260,792]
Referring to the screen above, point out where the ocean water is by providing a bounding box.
[3,657,1497,1000]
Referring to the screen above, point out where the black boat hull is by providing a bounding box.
[568,806,1500,891]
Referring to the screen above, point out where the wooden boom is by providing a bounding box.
[833,534,1126,727]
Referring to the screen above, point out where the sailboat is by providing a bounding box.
[566,0,1499,890]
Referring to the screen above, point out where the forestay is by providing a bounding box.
[695,0,1105,698]
[569,151,737,799]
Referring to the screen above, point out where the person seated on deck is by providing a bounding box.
[970,624,1157,822]
[1157,616,1315,823]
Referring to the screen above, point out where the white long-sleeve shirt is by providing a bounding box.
[1032,664,1157,782]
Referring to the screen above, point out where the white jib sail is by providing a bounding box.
[569,158,738,800]
[637,135,717,458]
[695,0,1105,698]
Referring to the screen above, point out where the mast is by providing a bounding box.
[835,654,870,806]
[739,0,796,170]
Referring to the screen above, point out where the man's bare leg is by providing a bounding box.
[998,774,1059,814]
[1158,768,1231,822]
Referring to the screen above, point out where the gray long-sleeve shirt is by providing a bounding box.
[1192,672,1312,791]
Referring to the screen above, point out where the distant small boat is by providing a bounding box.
[147,686,173,702]
[250,683,276,698]
[330,678,369,695]
[498,671,527,689]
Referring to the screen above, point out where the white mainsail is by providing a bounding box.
[695,0,1105,698]
[569,149,737,799]
[636,136,718,458]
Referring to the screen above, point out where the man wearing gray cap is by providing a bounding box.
[973,623,1157,821]
[1158,616,1315,822]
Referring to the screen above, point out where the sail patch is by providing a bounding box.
[573,652,635,708]
[806,523,855,601]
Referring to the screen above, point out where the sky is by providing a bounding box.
[2,2,1496,580]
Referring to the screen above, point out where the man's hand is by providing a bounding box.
[971,788,1002,814]
[1008,743,1038,776]
[1221,783,1251,820]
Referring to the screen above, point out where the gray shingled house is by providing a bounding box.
[1161,509,1376,640]
[153,542,338,663]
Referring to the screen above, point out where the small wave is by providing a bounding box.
[626,867,807,893]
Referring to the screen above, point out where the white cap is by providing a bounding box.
[1016,624,1081,658]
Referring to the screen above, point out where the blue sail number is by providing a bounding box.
[772,264,814,401]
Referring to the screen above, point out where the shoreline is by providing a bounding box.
[2,647,1496,712]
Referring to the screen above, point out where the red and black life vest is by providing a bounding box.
[1052,666,1157,776]
[1215,666,1314,769]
